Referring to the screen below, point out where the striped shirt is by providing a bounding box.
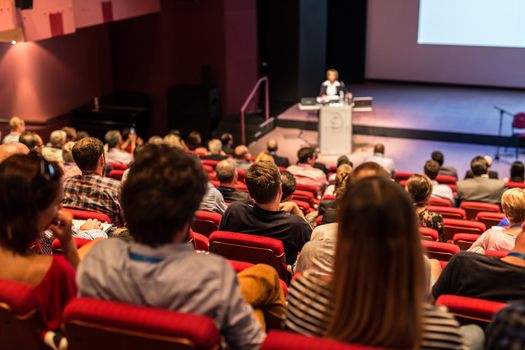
[284,273,465,349]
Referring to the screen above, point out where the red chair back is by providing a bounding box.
[292,190,319,207]
[0,279,45,350]
[202,165,214,173]
[295,183,319,198]
[209,231,289,283]
[321,194,336,201]
[506,181,525,189]
[191,211,222,237]
[261,331,383,350]
[428,197,452,207]
[188,230,209,252]
[52,237,93,254]
[460,201,500,220]
[475,212,506,229]
[62,208,112,224]
[512,113,525,129]
[421,240,460,261]
[106,162,128,170]
[237,168,246,182]
[425,206,465,220]
[443,218,486,242]
[291,199,311,213]
[64,298,220,350]
[108,169,125,180]
[452,233,481,250]
[435,175,457,184]
[435,295,506,327]
[485,250,509,258]
[394,171,414,183]
[419,227,439,241]
[201,159,219,169]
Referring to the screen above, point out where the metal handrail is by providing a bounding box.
[240,76,269,145]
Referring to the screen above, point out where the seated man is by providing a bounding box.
[199,182,227,214]
[432,150,458,179]
[266,139,289,168]
[464,155,499,179]
[2,116,25,144]
[457,156,505,204]
[221,133,234,155]
[105,130,133,165]
[424,160,455,205]
[42,130,66,163]
[19,131,43,154]
[234,145,253,170]
[365,143,395,175]
[63,137,124,227]
[216,159,252,204]
[280,170,296,202]
[220,161,312,264]
[432,231,525,303]
[77,144,285,349]
[286,147,328,191]
[201,139,228,161]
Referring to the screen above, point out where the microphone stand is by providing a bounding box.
[494,106,514,160]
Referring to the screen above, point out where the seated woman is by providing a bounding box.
[406,174,445,241]
[469,188,525,253]
[285,176,464,349]
[0,154,79,346]
[509,161,525,183]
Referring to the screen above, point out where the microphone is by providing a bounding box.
[494,106,514,116]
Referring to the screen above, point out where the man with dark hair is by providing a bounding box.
[105,130,133,165]
[464,155,499,179]
[63,137,124,226]
[220,161,312,264]
[280,170,296,202]
[266,139,290,168]
[287,147,327,191]
[216,159,252,204]
[424,160,454,205]
[431,150,458,179]
[456,156,505,204]
[220,132,234,155]
[365,143,396,175]
[19,131,43,153]
[77,144,285,349]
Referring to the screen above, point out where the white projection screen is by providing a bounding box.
[366,0,525,88]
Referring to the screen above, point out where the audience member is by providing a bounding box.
[199,182,227,214]
[254,151,275,164]
[464,155,499,179]
[433,230,525,302]
[215,159,252,204]
[220,161,311,264]
[485,302,525,350]
[319,164,352,225]
[2,116,25,144]
[62,126,77,142]
[61,141,82,178]
[432,151,458,179]
[365,143,396,175]
[163,134,185,150]
[63,137,124,227]
[287,147,328,191]
[285,176,464,349]
[234,145,253,170]
[77,144,286,349]
[120,128,144,154]
[424,160,455,205]
[509,161,525,183]
[220,132,234,155]
[42,130,67,163]
[324,163,352,196]
[104,130,133,165]
[406,174,445,241]
[19,131,43,153]
[468,188,525,253]
[328,155,353,183]
[76,130,89,140]
[0,154,79,346]
[0,143,30,163]
[266,139,290,168]
[148,136,163,145]
[456,156,505,204]
[186,131,207,153]
[201,139,228,161]
[280,170,296,202]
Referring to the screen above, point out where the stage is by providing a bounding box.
[276,82,525,146]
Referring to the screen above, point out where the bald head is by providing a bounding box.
[0,143,30,163]
[267,139,278,152]
[234,145,251,161]
[216,159,237,184]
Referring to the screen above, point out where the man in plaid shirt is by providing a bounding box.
[63,137,124,227]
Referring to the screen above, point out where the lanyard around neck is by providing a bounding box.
[508,252,525,260]
[128,251,164,263]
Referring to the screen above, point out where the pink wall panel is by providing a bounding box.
[0,0,16,32]
[110,0,160,22]
[21,0,76,41]
[73,0,104,28]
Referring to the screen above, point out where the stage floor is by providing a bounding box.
[276,82,525,145]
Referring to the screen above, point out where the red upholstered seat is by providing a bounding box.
[52,237,93,254]
[295,183,319,198]
[394,171,414,183]
[419,227,439,241]
[62,207,112,224]
[506,181,525,189]
[188,230,209,252]
[191,211,222,237]
[64,298,220,350]
[237,168,246,182]
[460,201,500,220]
[209,231,289,283]
[485,250,509,258]
[291,199,311,213]
[0,279,46,349]
[106,162,128,170]
[428,197,452,207]
[108,169,125,180]
[452,233,481,250]
[201,159,219,169]
[443,218,486,242]
[202,165,214,173]
[421,240,460,261]
[234,182,249,193]
[435,175,457,184]
[426,206,466,220]
[475,212,506,229]
[435,295,506,326]
[321,194,336,201]
[260,331,383,350]
[292,190,319,208]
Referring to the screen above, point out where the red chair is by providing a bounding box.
[64,298,220,350]
[188,230,209,252]
[108,169,125,180]
[234,182,249,193]
[321,194,336,201]
[506,181,525,189]
[202,165,214,173]
[435,295,506,326]
[509,112,525,158]
[419,227,439,241]
[452,233,481,250]
[261,331,383,350]
[201,159,219,169]
[191,211,222,237]
[485,250,509,258]
[295,183,319,199]
[425,206,465,220]
[476,212,506,229]
[443,218,486,242]
[394,171,414,183]
[291,199,311,213]
[106,162,128,170]
[237,168,246,182]
[292,190,318,208]
[460,201,500,220]
[0,279,45,350]
[209,231,289,283]
[62,208,112,224]
[435,175,457,184]
[52,237,93,254]
[421,240,460,261]
[428,197,452,207]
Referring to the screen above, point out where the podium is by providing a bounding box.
[319,104,353,155]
